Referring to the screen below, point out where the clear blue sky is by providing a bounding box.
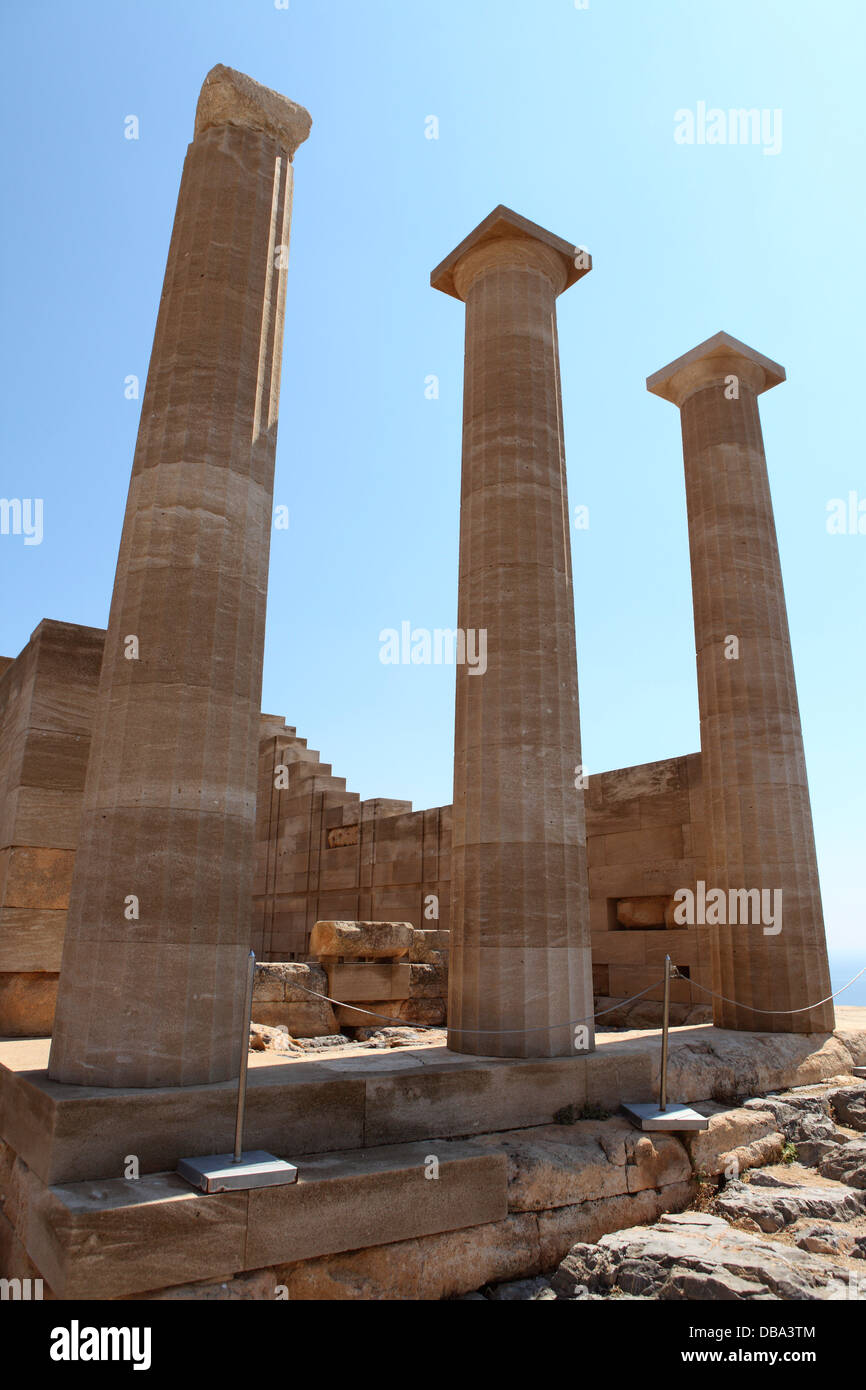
[1,1,863,960]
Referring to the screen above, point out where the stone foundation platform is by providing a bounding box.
[2,1012,864,1299]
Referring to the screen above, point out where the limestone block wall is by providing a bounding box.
[586,753,712,1019]
[0,621,104,1035]
[250,729,710,1027]
[252,718,450,961]
[0,619,710,1038]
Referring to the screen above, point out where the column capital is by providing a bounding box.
[195,65,312,159]
[430,205,591,302]
[646,331,785,407]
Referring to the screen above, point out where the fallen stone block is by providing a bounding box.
[625,1001,689,1029]
[249,1023,302,1054]
[251,1000,338,1038]
[309,921,413,961]
[665,1032,854,1109]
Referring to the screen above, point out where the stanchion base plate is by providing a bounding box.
[621,1102,709,1132]
[177,1150,299,1193]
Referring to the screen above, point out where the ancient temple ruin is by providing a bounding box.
[0,66,859,1303]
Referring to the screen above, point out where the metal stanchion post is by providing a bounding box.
[659,954,671,1114]
[621,952,708,1134]
[177,949,299,1192]
[233,950,256,1163]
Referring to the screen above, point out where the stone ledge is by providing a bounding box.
[18,1140,507,1299]
[1,1021,862,1187]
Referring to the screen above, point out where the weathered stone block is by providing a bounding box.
[325,962,411,1002]
[251,1001,338,1037]
[26,1171,248,1299]
[246,1142,508,1269]
[0,848,75,911]
[0,973,58,1037]
[536,1181,695,1268]
[273,1213,541,1301]
[0,908,65,972]
[309,921,413,960]
[409,963,447,998]
[410,928,450,964]
[685,1103,784,1176]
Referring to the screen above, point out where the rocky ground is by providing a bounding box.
[465,1080,866,1300]
[249,1023,440,1053]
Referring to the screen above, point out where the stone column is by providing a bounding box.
[48,67,311,1086]
[647,332,833,1032]
[431,207,594,1057]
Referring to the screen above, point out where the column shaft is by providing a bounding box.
[49,70,310,1085]
[649,335,833,1034]
[433,211,594,1057]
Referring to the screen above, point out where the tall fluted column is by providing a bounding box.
[49,67,311,1086]
[431,207,594,1057]
[647,332,833,1032]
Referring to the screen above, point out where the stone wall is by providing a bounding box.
[251,732,711,1018]
[0,621,104,1036]
[3,1024,862,1300]
[0,619,710,1037]
[252,718,450,959]
[586,754,713,1023]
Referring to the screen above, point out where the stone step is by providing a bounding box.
[0,1034,656,1186]
[361,797,413,819]
[291,759,327,780]
[23,1140,507,1300]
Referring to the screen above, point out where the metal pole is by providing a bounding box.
[659,953,671,1113]
[233,950,256,1163]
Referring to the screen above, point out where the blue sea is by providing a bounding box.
[829,951,866,1008]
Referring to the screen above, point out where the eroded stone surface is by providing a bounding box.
[686,1103,783,1176]
[716,1169,866,1231]
[470,1118,690,1211]
[194,64,312,155]
[309,921,413,960]
[819,1139,866,1189]
[552,1211,854,1301]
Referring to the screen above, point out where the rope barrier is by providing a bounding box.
[266,960,866,1037]
[686,962,866,1016]
[281,976,668,1035]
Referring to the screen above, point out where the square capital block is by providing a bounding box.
[431,205,591,301]
[647,331,785,407]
